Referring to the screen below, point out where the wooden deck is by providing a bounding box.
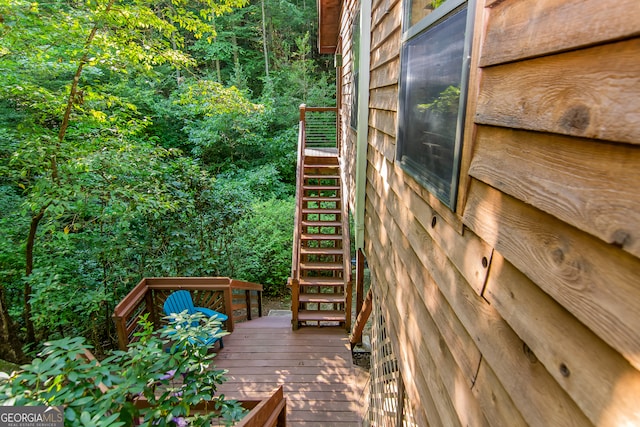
[213,313,368,426]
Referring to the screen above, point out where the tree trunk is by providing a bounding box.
[24,206,47,344]
[0,285,26,364]
[212,17,222,82]
[261,0,269,78]
[171,33,181,86]
[232,33,239,67]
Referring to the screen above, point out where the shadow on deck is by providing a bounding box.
[214,313,369,426]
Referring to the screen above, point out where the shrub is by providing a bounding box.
[0,313,246,426]
[227,198,295,296]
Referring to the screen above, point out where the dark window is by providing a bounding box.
[397,1,472,209]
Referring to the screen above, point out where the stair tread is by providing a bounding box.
[304,174,340,179]
[304,163,339,168]
[301,234,342,241]
[300,261,343,269]
[300,277,344,284]
[298,310,346,322]
[304,157,338,161]
[302,220,342,227]
[302,208,342,214]
[300,284,345,288]
[299,293,345,303]
[303,197,340,203]
[301,247,344,255]
[304,185,340,190]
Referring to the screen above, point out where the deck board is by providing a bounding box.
[213,314,368,426]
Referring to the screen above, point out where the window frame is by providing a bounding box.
[397,0,476,211]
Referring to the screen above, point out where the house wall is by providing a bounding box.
[338,0,640,425]
[337,0,359,211]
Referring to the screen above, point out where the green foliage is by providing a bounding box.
[217,165,291,201]
[0,185,26,311]
[0,0,333,356]
[226,198,295,296]
[175,80,260,117]
[0,313,246,426]
[172,79,266,172]
[0,359,18,374]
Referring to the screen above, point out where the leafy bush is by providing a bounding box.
[225,198,295,296]
[0,313,246,426]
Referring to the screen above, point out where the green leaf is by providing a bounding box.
[80,411,92,426]
[71,396,95,407]
[64,407,77,422]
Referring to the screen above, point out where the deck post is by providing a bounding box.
[146,290,158,328]
[113,315,129,350]
[396,373,405,426]
[245,290,252,321]
[290,278,300,330]
[345,279,353,331]
[299,103,306,123]
[224,285,234,333]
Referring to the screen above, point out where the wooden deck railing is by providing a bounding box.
[300,105,338,149]
[112,277,263,350]
[291,108,305,281]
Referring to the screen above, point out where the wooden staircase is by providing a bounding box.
[290,106,352,330]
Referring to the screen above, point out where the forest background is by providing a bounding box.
[0,0,335,363]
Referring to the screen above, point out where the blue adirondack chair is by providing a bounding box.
[163,290,228,348]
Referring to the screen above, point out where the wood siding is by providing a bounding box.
[337,0,640,425]
[338,0,359,210]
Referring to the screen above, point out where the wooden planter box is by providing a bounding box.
[133,386,286,427]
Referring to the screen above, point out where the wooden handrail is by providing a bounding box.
[230,279,264,291]
[112,277,263,350]
[112,278,149,350]
[144,277,231,287]
[113,278,148,321]
[291,106,306,280]
[304,106,338,112]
